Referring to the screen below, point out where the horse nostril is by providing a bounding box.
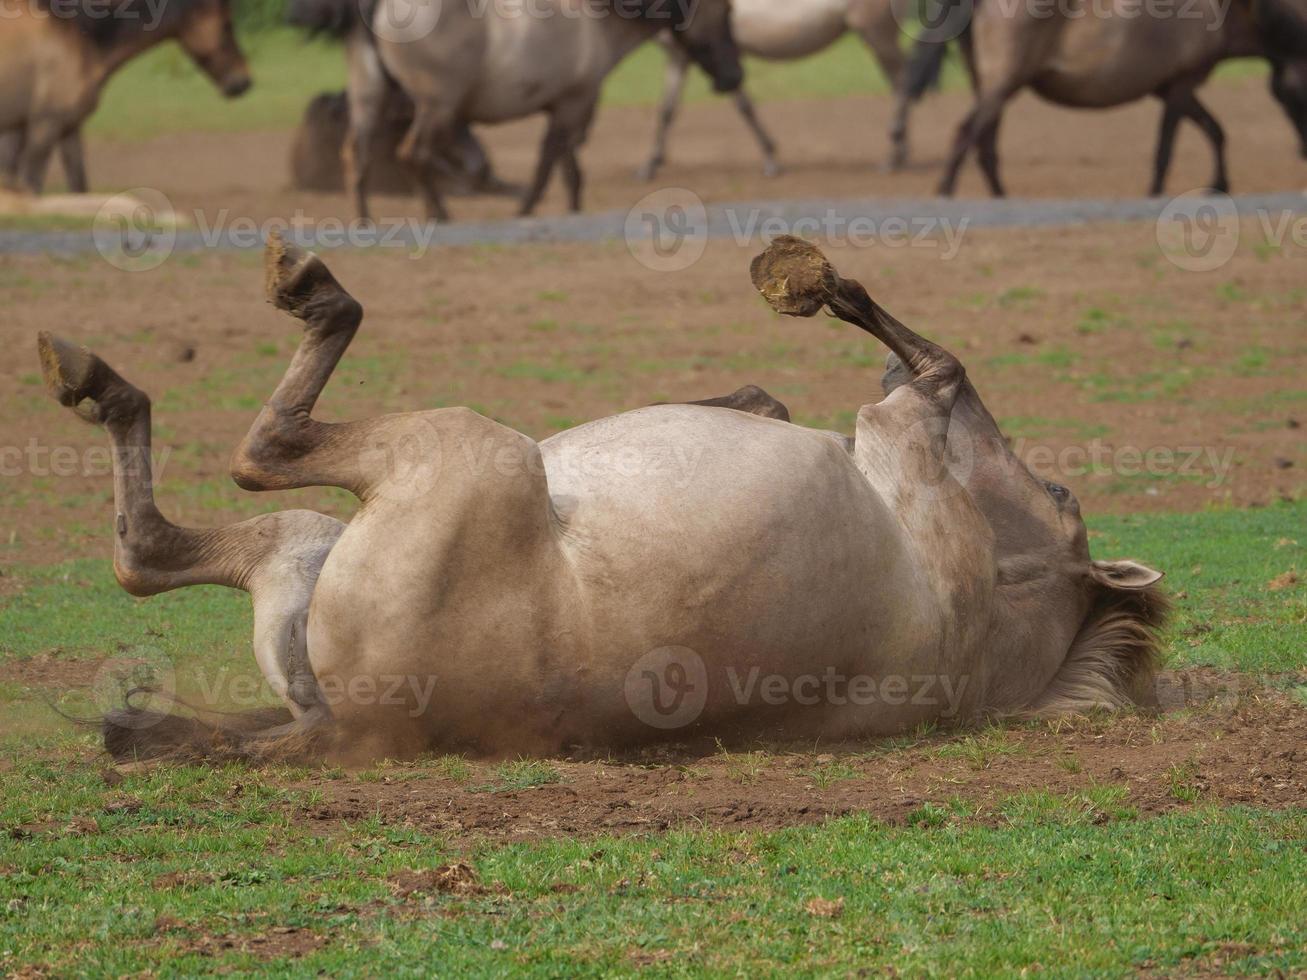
[223,74,252,98]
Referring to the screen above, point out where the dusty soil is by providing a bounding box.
[261,676,1307,845]
[1,216,1302,569]
[78,77,1307,225]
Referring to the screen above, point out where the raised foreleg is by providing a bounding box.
[36,334,345,750]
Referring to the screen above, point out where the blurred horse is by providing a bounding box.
[0,0,251,194]
[909,0,1307,196]
[638,0,942,179]
[289,0,743,221]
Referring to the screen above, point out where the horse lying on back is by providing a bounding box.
[38,236,1167,763]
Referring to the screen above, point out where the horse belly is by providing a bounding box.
[1032,17,1222,108]
[731,0,849,59]
[464,14,590,122]
[539,408,948,739]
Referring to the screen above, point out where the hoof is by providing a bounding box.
[37,332,99,408]
[263,231,361,330]
[761,161,783,179]
[750,236,840,318]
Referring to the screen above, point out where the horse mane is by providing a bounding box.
[35,0,230,50]
[1025,581,1171,717]
[1255,0,1307,57]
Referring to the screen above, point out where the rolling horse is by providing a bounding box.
[38,236,1168,762]
[908,0,1307,195]
[0,0,251,194]
[288,0,743,221]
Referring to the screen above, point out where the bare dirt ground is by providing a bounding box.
[81,77,1307,225]
[22,673,1286,846]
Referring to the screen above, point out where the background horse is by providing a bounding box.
[909,0,1307,196]
[638,0,942,179]
[0,0,250,194]
[289,0,743,221]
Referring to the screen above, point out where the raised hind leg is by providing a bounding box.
[35,333,344,722]
[750,237,966,485]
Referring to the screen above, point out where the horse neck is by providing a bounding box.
[595,8,667,69]
[86,28,180,86]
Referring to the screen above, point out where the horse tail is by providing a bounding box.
[286,0,375,39]
[103,697,330,764]
[902,0,974,102]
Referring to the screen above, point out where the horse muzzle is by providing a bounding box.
[221,73,253,98]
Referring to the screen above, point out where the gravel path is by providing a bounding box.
[1,191,1303,256]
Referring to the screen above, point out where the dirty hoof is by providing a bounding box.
[750,236,840,318]
[37,331,100,408]
[263,231,360,329]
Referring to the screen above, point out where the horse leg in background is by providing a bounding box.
[0,129,21,189]
[521,96,597,217]
[850,0,911,171]
[57,129,88,194]
[675,385,792,421]
[396,102,459,223]
[1177,91,1229,194]
[344,30,392,221]
[938,88,1013,197]
[35,333,345,759]
[456,125,520,196]
[732,89,783,178]
[557,104,598,213]
[1149,97,1184,196]
[638,39,691,181]
[14,119,64,194]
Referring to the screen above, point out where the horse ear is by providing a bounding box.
[1091,560,1164,591]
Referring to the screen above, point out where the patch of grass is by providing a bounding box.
[804,761,860,788]
[934,726,1022,770]
[1086,501,1307,673]
[0,775,1302,976]
[479,759,562,793]
[1167,761,1204,803]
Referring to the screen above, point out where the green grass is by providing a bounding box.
[0,758,1303,976]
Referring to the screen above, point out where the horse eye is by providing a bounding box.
[1046,482,1070,501]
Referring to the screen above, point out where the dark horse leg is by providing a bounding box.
[938,89,1012,197]
[671,385,792,422]
[1151,75,1228,195]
